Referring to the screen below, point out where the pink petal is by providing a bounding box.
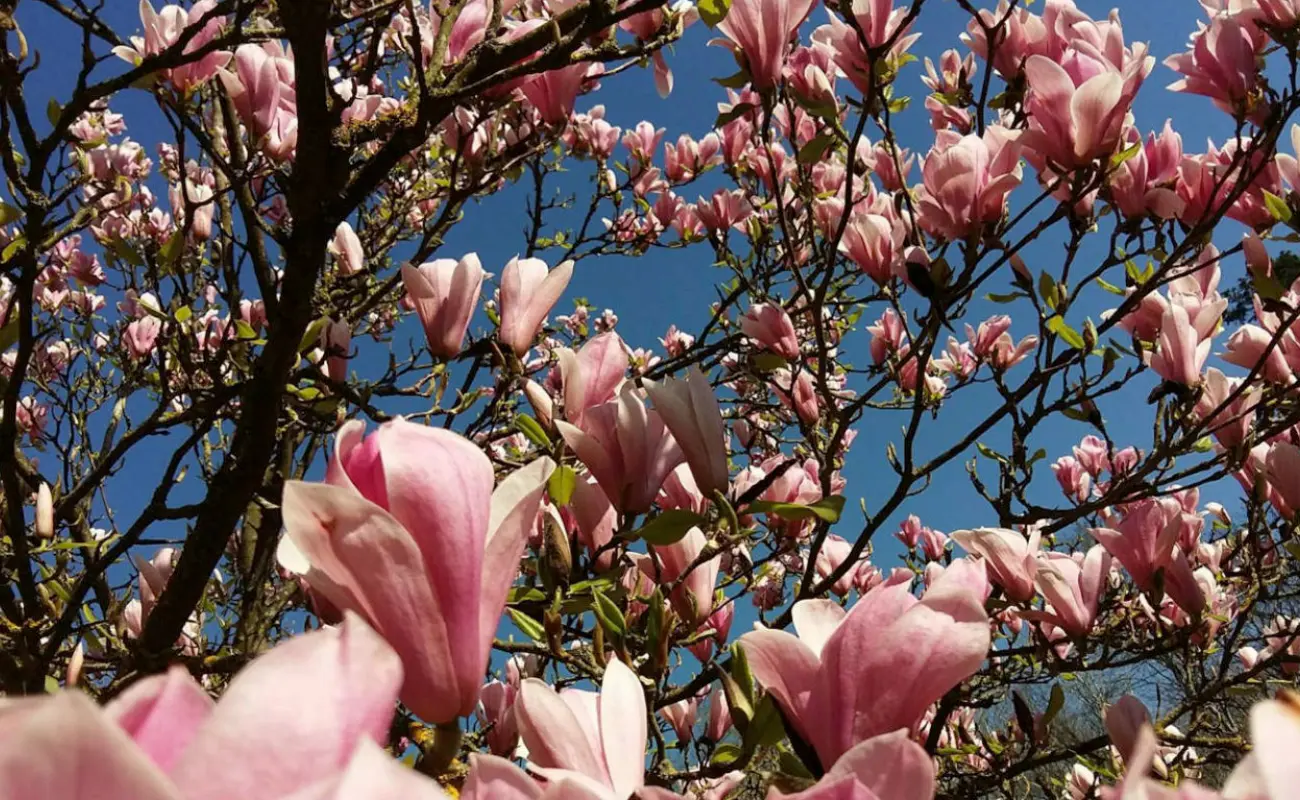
[105,666,214,772]
[600,659,648,795]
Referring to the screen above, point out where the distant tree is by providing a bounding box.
[1225,251,1300,324]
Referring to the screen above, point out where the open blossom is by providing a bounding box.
[1148,305,1211,386]
[740,561,990,769]
[278,419,554,724]
[1019,39,1153,169]
[1091,497,1205,616]
[112,0,231,92]
[1107,122,1185,219]
[839,212,900,284]
[916,126,1022,241]
[951,527,1040,603]
[645,366,729,496]
[1166,12,1266,120]
[713,0,816,90]
[0,615,455,800]
[515,658,649,798]
[1024,546,1112,638]
[811,0,921,94]
[521,64,596,124]
[218,42,298,160]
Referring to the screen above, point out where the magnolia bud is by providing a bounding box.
[36,483,53,539]
[524,380,555,430]
[67,642,85,688]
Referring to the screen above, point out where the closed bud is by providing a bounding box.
[541,505,573,585]
[36,483,53,539]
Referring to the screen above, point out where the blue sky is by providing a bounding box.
[12,1,1259,625]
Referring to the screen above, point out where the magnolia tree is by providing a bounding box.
[7,0,1300,797]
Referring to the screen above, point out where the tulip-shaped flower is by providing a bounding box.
[660,697,698,743]
[515,658,649,798]
[556,385,685,513]
[498,256,574,357]
[112,0,231,92]
[558,332,630,426]
[321,318,351,383]
[1148,305,1209,386]
[740,561,991,769]
[950,527,1041,603]
[713,0,816,90]
[1091,501,1204,617]
[1022,546,1111,638]
[477,680,521,758]
[632,526,721,624]
[916,126,1023,241]
[740,303,800,360]
[1266,442,1300,520]
[0,615,451,800]
[645,366,729,497]
[706,685,732,743]
[329,222,364,276]
[278,419,554,724]
[1020,47,1151,169]
[402,255,484,358]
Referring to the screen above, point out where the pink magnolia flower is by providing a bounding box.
[1107,122,1186,219]
[740,303,800,360]
[329,222,364,276]
[557,333,629,427]
[1266,441,1300,519]
[950,527,1041,603]
[0,615,449,800]
[112,0,231,92]
[706,685,732,742]
[278,419,554,723]
[633,526,721,624]
[124,316,163,360]
[1221,324,1295,384]
[916,126,1023,241]
[1166,13,1266,120]
[521,64,595,124]
[839,212,899,284]
[461,753,636,800]
[773,368,821,426]
[219,43,297,151]
[498,257,575,357]
[321,319,351,383]
[401,254,485,359]
[476,679,520,758]
[740,561,991,769]
[515,658,649,798]
[811,0,921,94]
[1091,499,1205,616]
[1148,305,1211,386]
[815,534,867,597]
[713,0,816,90]
[555,386,685,513]
[1023,546,1112,638]
[687,601,734,662]
[645,366,729,497]
[1052,456,1092,503]
[769,730,935,800]
[1019,42,1153,169]
[659,697,698,743]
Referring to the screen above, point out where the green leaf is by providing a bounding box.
[547,465,577,506]
[710,743,743,767]
[1037,271,1060,311]
[751,351,788,372]
[697,0,731,26]
[985,291,1024,304]
[796,133,835,165]
[1046,316,1085,349]
[46,98,61,128]
[159,229,185,267]
[508,609,547,642]
[1109,140,1141,169]
[1264,189,1292,224]
[714,70,750,89]
[0,201,21,226]
[1043,683,1065,727]
[777,747,815,779]
[1095,277,1125,295]
[746,495,846,524]
[235,320,259,341]
[1252,268,1286,302]
[744,695,788,751]
[632,509,707,545]
[714,102,754,129]
[591,590,626,638]
[45,675,61,694]
[515,414,552,449]
[976,442,1006,463]
[174,305,193,324]
[298,317,330,355]
[1192,437,1214,453]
